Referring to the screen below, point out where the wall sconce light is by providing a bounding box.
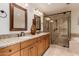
[0,10,7,18]
[50,20,53,23]
[45,17,54,23]
[45,17,51,21]
[34,9,43,16]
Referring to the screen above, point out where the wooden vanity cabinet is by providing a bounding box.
[10,51,20,56]
[21,39,38,56]
[0,33,50,56]
[21,46,29,56]
[20,39,34,49]
[37,34,50,56]
[45,34,50,50]
[21,43,38,56]
[37,37,45,56]
[0,43,20,56]
[29,43,38,56]
[20,34,50,56]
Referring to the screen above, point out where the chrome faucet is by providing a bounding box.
[19,32,25,37]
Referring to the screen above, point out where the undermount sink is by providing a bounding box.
[19,35,33,39]
[18,32,45,39]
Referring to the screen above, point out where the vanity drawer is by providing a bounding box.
[21,39,37,49]
[0,43,20,56]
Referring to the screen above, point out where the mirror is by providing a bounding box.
[10,3,27,31]
[34,15,41,30]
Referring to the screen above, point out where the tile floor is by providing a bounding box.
[43,45,78,56]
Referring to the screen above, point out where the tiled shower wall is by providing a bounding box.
[43,11,71,47]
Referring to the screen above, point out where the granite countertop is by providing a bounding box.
[0,32,49,48]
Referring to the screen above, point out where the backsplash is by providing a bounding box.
[0,31,31,39]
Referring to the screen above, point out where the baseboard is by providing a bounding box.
[71,33,79,37]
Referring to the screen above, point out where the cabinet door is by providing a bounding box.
[21,44,38,56]
[29,44,38,56]
[0,43,20,56]
[21,47,29,56]
[10,51,20,56]
[38,39,44,56]
[45,37,49,49]
[45,35,50,50]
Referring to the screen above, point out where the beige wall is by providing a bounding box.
[16,3,44,32]
[1,3,79,35]
[70,4,79,34]
[0,3,9,35]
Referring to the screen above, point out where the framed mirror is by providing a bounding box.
[10,3,27,31]
[34,15,41,30]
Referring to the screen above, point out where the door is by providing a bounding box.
[29,44,38,56]
[45,36,49,49]
[21,43,38,56]
[38,38,44,56]
[45,11,71,47]
[57,12,71,47]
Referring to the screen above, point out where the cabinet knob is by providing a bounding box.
[9,49,12,52]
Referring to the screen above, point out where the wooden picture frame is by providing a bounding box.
[10,3,27,31]
[34,15,41,30]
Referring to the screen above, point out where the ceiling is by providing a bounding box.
[30,3,70,15]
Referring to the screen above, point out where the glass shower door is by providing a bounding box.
[44,11,71,48]
[57,12,71,47]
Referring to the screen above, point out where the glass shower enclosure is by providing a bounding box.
[44,11,71,48]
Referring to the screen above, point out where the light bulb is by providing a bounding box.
[50,20,53,22]
[25,3,28,7]
[46,17,50,21]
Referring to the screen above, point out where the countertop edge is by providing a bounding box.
[0,32,50,48]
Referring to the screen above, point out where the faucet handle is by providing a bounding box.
[17,34,20,37]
